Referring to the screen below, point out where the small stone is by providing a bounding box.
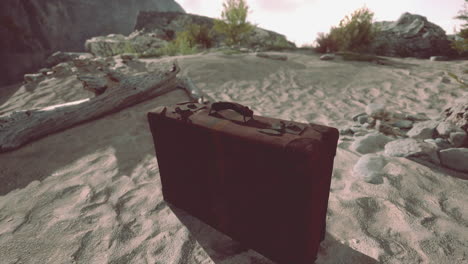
[376,120,401,136]
[353,154,387,184]
[320,54,335,61]
[357,115,368,124]
[439,148,468,172]
[391,119,413,129]
[407,120,438,139]
[405,113,430,121]
[354,131,368,137]
[384,138,440,164]
[441,76,451,84]
[24,73,44,83]
[424,138,451,149]
[352,112,367,122]
[449,132,467,147]
[366,103,389,120]
[436,121,462,138]
[430,56,448,61]
[340,128,354,136]
[350,133,393,154]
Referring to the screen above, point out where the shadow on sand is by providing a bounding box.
[168,203,379,264]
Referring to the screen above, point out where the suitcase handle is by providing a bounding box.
[209,102,254,123]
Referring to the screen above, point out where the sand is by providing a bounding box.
[0,51,467,264]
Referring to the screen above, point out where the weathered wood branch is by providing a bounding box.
[0,61,181,153]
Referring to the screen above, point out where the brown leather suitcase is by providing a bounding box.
[147,101,339,264]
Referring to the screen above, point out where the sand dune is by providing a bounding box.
[0,51,467,263]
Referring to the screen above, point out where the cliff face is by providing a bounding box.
[0,0,184,86]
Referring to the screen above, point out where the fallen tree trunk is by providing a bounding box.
[0,61,181,153]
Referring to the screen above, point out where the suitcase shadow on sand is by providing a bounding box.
[168,203,380,264]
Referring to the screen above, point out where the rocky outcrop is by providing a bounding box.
[85,31,168,57]
[134,11,296,49]
[370,13,455,58]
[0,0,184,86]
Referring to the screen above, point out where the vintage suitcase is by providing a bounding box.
[147,101,339,264]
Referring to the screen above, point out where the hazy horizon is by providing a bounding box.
[176,0,466,46]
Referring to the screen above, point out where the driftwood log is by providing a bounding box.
[0,61,181,153]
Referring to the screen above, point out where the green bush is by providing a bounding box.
[186,24,215,49]
[161,31,199,56]
[214,0,254,46]
[315,6,378,53]
[140,32,199,58]
[314,32,338,53]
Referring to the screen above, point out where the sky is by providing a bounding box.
[175,0,466,46]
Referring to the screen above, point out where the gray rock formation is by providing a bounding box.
[370,13,455,58]
[320,54,335,61]
[134,11,296,49]
[0,0,184,86]
[353,154,387,184]
[85,31,168,57]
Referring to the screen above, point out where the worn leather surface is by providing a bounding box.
[147,102,339,264]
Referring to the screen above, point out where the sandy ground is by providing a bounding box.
[0,51,467,264]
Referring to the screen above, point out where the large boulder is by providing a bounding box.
[439,148,468,173]
[370,13,455,58]
[134,11,296,50]
[85,32,168,57]
[0,0,184,86]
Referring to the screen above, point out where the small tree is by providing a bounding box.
[315,6,378,53]
[214,0,254,46]
[452,0,468,55]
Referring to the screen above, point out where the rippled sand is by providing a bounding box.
[0,51,467,264]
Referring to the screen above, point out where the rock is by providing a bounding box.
[24,73,44,83]
[350,133,393,154]
[436,121,462,138]
[441,76,451,84]
[449,132,467,147]
[370,13,456,58]
[45,51,93,68]
[440,93,468,132]
[405,113,430,121]
[85,32,169,57]
[352,113,367,122]
[353,154,387,184]
[0,0,184,86]
[407,120,438,139]
[256,53,288,61]
[430,56,448,61]
[365,103,389,120]
[391,119,413,129]
[320,54,335,61]
[384,138,440,164]
[376,120,403,136]
[354,131,369,137]
[424,138,451,149]
[77,75,108,95]
[340,128,354,136]
[439,148,468,172]
[357,115,368,124]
